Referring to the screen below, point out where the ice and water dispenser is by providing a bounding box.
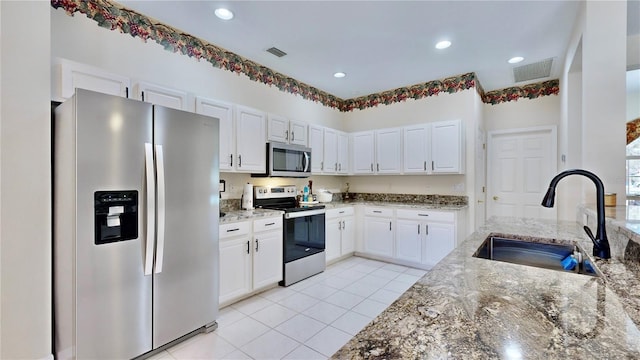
[94,191,138,245]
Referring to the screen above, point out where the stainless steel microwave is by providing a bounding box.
[254,143,311,178]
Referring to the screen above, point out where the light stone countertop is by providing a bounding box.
[219,208,283,224]
[333,217,640,359]
[322,200,468,211]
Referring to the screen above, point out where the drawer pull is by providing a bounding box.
[339,211,345,214]
[265,222,276,226]
[373,210,382,213]
[226,228,240,232]
[418,214,429,217]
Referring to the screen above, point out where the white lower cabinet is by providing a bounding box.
[363,207,394,258]
[219,216,282,306]
[325,207,355,263]
[357,206,461,269]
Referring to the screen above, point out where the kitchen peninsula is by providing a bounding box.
[333,216,640,358]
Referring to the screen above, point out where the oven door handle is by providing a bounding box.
[284,209,326,219]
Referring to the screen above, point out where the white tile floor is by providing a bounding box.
[150,256,426,360]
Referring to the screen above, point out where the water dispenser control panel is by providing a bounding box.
[94,191,138,245]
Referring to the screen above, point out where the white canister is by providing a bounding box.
[242,183,254,210]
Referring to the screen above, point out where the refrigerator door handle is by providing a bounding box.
[154,144,166,274]
[143,143,156,276]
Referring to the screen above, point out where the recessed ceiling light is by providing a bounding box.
[333,72,346,78]
[508,56,524,64]
[214,8,234,20]
[435,40,451,50]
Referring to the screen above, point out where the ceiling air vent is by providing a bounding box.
[266,47,287,58]
[513,58,553,83]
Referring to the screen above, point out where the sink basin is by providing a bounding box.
[473,234,600,277]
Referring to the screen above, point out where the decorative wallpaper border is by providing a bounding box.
[627,118,640,144]
[51,0,559,111]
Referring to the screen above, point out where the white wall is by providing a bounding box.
[0,2,51,359]
[483,95,561,132]
[628,89,640,121]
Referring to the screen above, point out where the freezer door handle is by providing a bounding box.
[154,144,166,274]
[143,143,156,275]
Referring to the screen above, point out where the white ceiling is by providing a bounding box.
[119,0,639,99]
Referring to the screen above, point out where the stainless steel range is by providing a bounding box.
[254,186,326,286]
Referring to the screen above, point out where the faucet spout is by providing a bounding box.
[540,169,611,259]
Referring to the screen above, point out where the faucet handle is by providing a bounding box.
[583,225,597,246]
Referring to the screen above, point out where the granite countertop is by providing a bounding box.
[333,217,640,358]
[219,208,283,224]
[322,200,468,211]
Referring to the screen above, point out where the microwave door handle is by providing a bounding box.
[303,151,310,172]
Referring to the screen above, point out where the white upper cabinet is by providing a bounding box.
[375,128,402,174]
[403,125,430,174]
[235,106,267,172]
[337,131,349,174]
[309,125,325,173]
[352,131,375,174]
[195,97,235,171]
[323,128,338,174]
[57,58,130,100]
[289,119,308,146]
[135,81,189,111]
[267,114,308,146]
[431,119,464,174]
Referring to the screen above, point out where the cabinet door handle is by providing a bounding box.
[418,214,429,217]
[370,163,373,172]
[226,228,240,232]
[432,161,434,171]
[418,224,420,234]
[246,240,250,254]
[230,154,233,167]
[255,239,259,252]
[141,91,145,102]
[338,221,342,230]
[426,225,429,235]
[424,161,427,171]
[339,210,345,214]
[377,163,380,172]
[389,221,392,231]
[285,129,289,141]
[335,163,338,171]
[321,161,324,171]
[265,222,275,226]
[291,132,295,141]
[339,163,342,171]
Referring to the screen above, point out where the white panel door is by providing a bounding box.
[309,125,324,173]
[352,131,375,174]
[375,128,402,174]
[58,58,130,100]
[235,106,266,172]
[252,231,283,289]
[135,81,188,110]
[403,125,430,173]
[196,97,234,171]
[219,238,252,304]
[432,119,463,174]
[267,114,289,143]
[395,219,422,263]
[488,127,557,220]
[423,222,455,268]
[289,120,308,146]
[337,132,350,174]
[324,128,338,174]
[363,216,394,257]
[325,217,342,263]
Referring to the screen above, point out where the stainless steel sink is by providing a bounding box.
[473,234,600,277]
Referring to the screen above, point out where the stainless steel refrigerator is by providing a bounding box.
[53,89,219,359]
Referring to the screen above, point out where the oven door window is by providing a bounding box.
[283,213,325,263]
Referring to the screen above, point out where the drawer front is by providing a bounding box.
[253,216,283,232]
[396,209,455,222]
[364,207,394,217]
[326,206,354,218]
[219,221,251,239]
